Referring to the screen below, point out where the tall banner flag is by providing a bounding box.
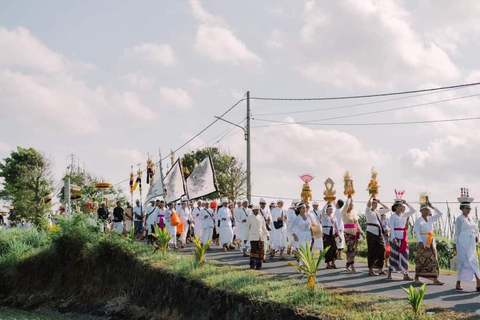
[164,159,186,203]
[186,156,218,200]
[144,164,165,205]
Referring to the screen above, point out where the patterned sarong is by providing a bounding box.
[367,231,385,269]
[345,233,358,267]
[389,239,409,273]
[250,240,264,270]
[323,230,337,263]
[415,243,439,279]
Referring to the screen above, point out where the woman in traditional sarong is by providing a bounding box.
[454,200,480,291]
[321,203,341,269]
[270,200,288,260]
[413,202,444,285]
[244,205,269,270]
[291,203,314,254]
[342,196,364,274]
[365,196,389,276]
[387,199,416,281]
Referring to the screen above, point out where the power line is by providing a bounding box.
[253,87,463,117]
[252,92,480,126]
[112,95,246,187]
[251,81,480,101]
[252,116,480,128]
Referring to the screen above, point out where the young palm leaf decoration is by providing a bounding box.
[128,225,135,242]
[402,284,427,315]
[193,235,211,265]
[287,243,330,290]
[151,224,173,257]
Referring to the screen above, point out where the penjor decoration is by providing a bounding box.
[367,167,379,196]
[323,178,336,204]
[146,155,155,185]
[343,171,355,196]
[299,174,315,203]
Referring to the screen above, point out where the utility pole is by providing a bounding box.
[246,91,251,202]
[214,91,252,202]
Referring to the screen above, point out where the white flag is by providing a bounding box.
[144,167,165,205]
[186,156,218,200]
[164,159,186,203]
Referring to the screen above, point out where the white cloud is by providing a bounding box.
[122,71,156,89]
[195,25,261,65]
[0,69,106,134]
[217,117,389,202]
[298,0,460,87]
[0,26,94,74]
[189,0,223,25]
[267,29,284,49]
[0,141,11,155]
[114,91,156,120]
[125,43,176,66]
[189,0,261,66]
[107,148,144,167]
[160,86,193,110]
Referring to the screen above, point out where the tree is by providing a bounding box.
[181,147,246,201]
[0,147,54,229]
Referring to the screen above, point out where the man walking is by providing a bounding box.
[244,205,269,270]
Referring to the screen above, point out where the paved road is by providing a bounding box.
[180,245,480,315]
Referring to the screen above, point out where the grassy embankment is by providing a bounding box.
[0,215,473,320]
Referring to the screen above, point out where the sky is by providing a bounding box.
[1,0,480,214]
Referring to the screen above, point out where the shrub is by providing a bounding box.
[193,235,210,266]
[403,283,427,316]
[287,243,330,290]
[151,224,172,257]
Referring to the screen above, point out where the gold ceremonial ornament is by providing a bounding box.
[299,174,315,204]
[419,192,429,206]
[44,195,52,204]
[343,171,355,196]
[70,184,81,192]
[367,167,379,196]
[323,178,336,204]
[94,182,112,189]
[70,193,82,200]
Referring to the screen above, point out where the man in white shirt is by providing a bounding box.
[233,200,243,247]
[217,198,234,251]
[236,199,251,256]
[192,200,204,241]
[177,199,192,248]
[270,199,288,260]
[286,200,298,255]
[334,199,345,259]
[133,199,143,240]
[244,205,269,270]
[200,201,214,246]
[258,198,272,258]
[145,200,159,244]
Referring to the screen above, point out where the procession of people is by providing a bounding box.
[2,187,478,293]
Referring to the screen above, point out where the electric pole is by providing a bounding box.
[246,91,251,202]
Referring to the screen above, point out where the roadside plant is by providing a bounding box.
[127,225,135,242]
[151,224,172,257]
[402,283,427,316]
[287,243,330,290]
[193,235,211,265]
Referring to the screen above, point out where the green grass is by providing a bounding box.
[0,215,474,320]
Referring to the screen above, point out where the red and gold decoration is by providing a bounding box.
[129,165,134,195]
[343,171,355,196]
[323,178,336,204]
[367,168,379,196]
[146,156,155,185]
[44,195,52,204]
[299,174,315,204]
